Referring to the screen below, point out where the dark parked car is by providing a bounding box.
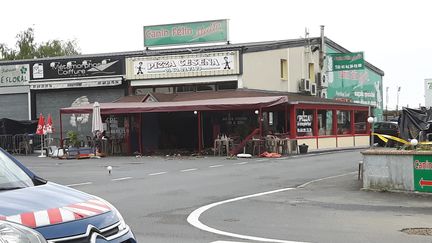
[372,121,400,146]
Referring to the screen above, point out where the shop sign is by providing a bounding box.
[127,51,239,79]
[330,52,364,71]
[144,19,228,47]
[414,155,432,192]
[30,79,122,90]
[29,57,124,80]
[0,64,30,87]
[297,114,312,133]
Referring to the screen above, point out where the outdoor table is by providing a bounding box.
[213,138,233,156]
[247,138,265,156]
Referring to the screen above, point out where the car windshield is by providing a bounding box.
[0,151,34,190]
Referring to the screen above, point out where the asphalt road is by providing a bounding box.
[15,150,432,243]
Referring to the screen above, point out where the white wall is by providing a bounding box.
[242,48,289,91]
[242,46,320,93]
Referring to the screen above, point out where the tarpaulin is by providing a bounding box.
[399,107,432,141]
[0,118,37,135]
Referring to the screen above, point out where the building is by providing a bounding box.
[0,35,384,155]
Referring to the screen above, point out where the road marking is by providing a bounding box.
[256,159,268,162]
[188,172,357,243]
[235,162,248,165]
[188,187,301,243]
[111,177,132,181]
[148,172,167,176]
[210,164,224,168]
[66,182,92,187]
[181,168,198,172]
[297,171,356,188]
[211,241,251,243]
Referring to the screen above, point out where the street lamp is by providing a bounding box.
[367,116,375,148]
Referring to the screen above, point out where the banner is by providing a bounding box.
[144,19,228,47]
[0,64,30,87]
[330,52,364,71]
[127,51,239,79]
[414,155,432,192]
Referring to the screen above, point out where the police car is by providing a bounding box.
[0,148,136,242]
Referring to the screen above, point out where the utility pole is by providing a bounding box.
[385,86,389,120]
[396,86,401,117]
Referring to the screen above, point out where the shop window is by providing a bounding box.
[176,85,196,93]
[354,111,368,134]
[337,110,351,135]
[280,59,288,80]
[197,84,215,92]
[296,109,314,137]
[135,88,154,95]
[154,86,173,94]
[217,81,237,90]
[318,110,333,135]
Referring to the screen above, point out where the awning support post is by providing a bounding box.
[59,112,63,147]
[198,111,202,155]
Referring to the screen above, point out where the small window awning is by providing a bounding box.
[60,96,289,114]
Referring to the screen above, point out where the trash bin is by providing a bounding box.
[299,143,308,154]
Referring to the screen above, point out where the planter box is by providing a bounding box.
[362,149,432,193]
[63,147,93,159]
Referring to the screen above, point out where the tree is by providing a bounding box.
[0,28,80,60]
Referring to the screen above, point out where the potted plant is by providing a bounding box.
[66,131,80,148]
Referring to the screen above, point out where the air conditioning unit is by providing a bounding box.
[319,89,327,98]
[310,83,317,96]
[317,73,328,87]
[300,78,311,92]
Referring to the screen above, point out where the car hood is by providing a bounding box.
[0,182,112,229]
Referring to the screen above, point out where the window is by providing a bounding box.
[155,86,173,93]
[176,85,196,93]
[197,84,215,92]
[280,59,288,80]
[318,110,333,135]
[296,109,314,137]
[217,81,237,90]
[354,111,368,134]
[337,110,351,135]
[308,63,315,81]
[135,87,153,95]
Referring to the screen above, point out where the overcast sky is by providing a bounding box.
[1,0,431,109]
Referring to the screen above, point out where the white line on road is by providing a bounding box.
[181,168,198,172]
[66,182,92,187]
[256,159,268,162]
[235,162,248,165]
[188,171,357,243]
[297,171,356,188]
[188,187,301,243]
[209,164,224,168]
[111,177,132,181]
[148,172,167,176]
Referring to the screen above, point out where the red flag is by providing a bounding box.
[46,114,53,134]
[36,113,45,135]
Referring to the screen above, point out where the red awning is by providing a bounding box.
[60,96,288,114]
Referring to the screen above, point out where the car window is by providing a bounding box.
[381,123,391,129]
[0,151,34,189]
[373,123,381,129]
[390,124,398,130]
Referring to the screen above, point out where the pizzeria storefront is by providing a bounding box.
[59,90,371,156]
